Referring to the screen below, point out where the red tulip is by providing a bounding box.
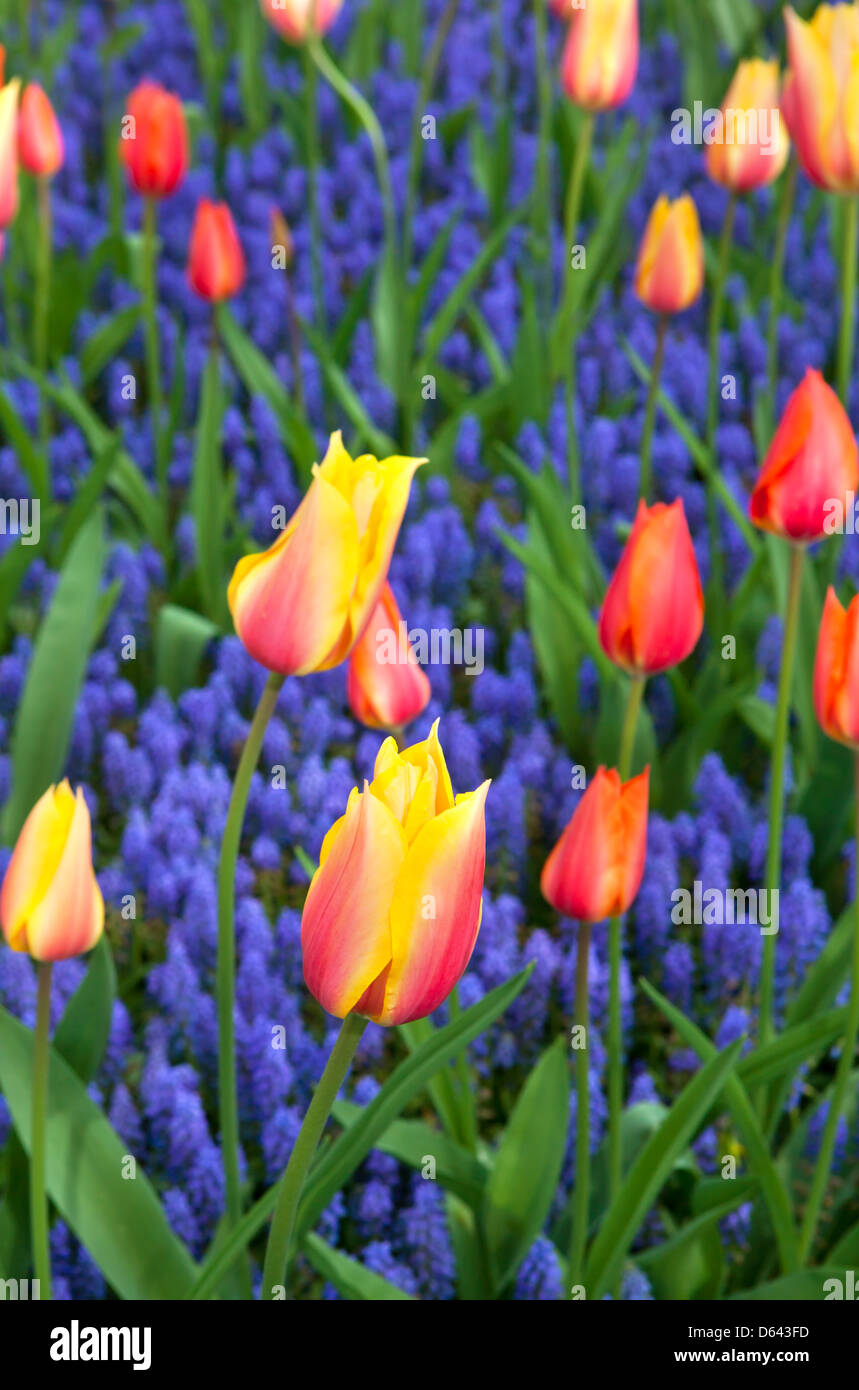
[0,79,20,229]
[18,84,64,178]
[814,586,859,747]
[749,368,859,541]
[187,199,246,302]
[347,582,431,731]
[119,81,188,199]
[598,499,704,676]
[541,766,649,922]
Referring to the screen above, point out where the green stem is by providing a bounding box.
[706,193,737,632]
[531,0,553,318]
[34,175,52,496]
[402,0,460,272]
[448,982,478,1153]
[837,192,859,408]
[767,161,796,409]
[217,671,284,1299]
[796,749,859,1262]
[261,1011,368,1297]
[570,919,592,1292]
[302,44,326,337]
[31,960,52,1301]
[759,544,804,1053]
[563,110,596,502]
[608,675,646,1206]
[142,196,165,490]
[639,316,667,503]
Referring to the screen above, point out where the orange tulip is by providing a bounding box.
[187,199,246,301]
[634,194,704,315]
[541,766,649,922]
[814,586,859,747]
[260,0,343,44]
[0,79,21,229]
[346,582,431,731]
[782,4,859,193]
[119,81,188,199]
[229,431,424,676]
[560,0,638,111]
[18,84,64,178]
[302,722,489,1025]
[705,58,789,193]
[749,367,859,541]
[0,782,104,962]
[599,499,704,676]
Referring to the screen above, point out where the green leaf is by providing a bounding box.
[636,1197,745,1300]
[0,383,47,499]
[585,1040,743,1299]
[0,1003,197,1299]
[730,1270,847,1300]
[218,305,316,480]
[80,304,141,386]
[155,604,219,698]
[188,966,533,1299]
[299,317,398,459]
[483,1037,570,1291]
[191,347,227,624]
[301,1232,415,1300]
[1,507,105,844]
[331,1101,487,1207]
[52,937,117,1086]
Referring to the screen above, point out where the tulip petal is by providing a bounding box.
[301,785,407,1018]
[371,781,490,1025]
[0,781,76,951]
[24,789,104,962]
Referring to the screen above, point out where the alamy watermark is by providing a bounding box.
[0,497,39,546]
[670,880,779,936]
[376,621,484,676]
[671,102,782,155]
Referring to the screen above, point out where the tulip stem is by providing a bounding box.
[142,196,166,492]
[767,160,796,411]
[639,316,667,503]
[706,192,737,633]
[217,670,284,1300]
[837,193,859,409]
[34,174,52,493]
[608,674,646,1209]
[302,44,326,338]
[31,960,52,1301]
[262,1011,368,1298]
[403,0,461,274]
[570,919,591,1293]
[759,543,804,1056]
[563,110,596,503]
[448,982,478,1152]
[796,749,859,1263]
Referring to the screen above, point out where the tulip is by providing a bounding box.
[598,499,704,676]
[119,81,188,198]
[187,198,246,302]
[302,721,490,1025]
[749,367,859,541]
[346,582,431,731]
[782,4,859,194]
[260,0,343,44]
[0,78,21,229]
[541,766,649,923]
[705,58,790,193]
[18,84,64,178]
[229,431,424,676]
[0,781,104,962]
[634,194,704,316]
[560,0,638,111]
[813,587,859,746]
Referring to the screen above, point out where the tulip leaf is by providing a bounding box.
[217,305,317,479]
[331,1100,488,1207]
[0,1003,197,1299]
[79,304,141,386]
[635,1196,752,1301]
[53,936,117,1086]
[188,965,533,1299]
[191,345,228,625]
[1,506,105,845]
[301,1232,415,1300]
[482,1036,570,1292]
[729,1270,847,1301]
[585,1039,742,1299]
[154,603,219,698]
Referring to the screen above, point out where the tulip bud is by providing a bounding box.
[749,367,859,542]
[260,0,343,44]
[0,79,21,229]
[302,721,489,1024]
[270,207,294,271]
[705,58,789,193]
[541,766,649,922]
[813,586,859,747]
[119,81,188,199]
[1,781,104,962]
[634,194,704,316]
[187,199,246,301]
[560,0,638,111]
[18,83,64,178]
[599,498,704,676]
[782,4,859,194]
[347,582,431,731]
[230,432,424,675]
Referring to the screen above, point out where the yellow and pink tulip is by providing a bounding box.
[782,3,859,193]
